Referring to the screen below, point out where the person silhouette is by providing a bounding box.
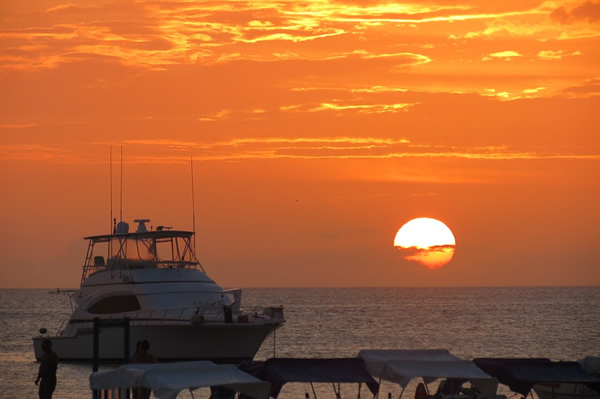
[131,341,143,362]
[35,339,58,399]
[131,340,157,399]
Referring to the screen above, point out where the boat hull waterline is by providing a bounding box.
[33,322,278,362]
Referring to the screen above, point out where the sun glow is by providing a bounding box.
[394,218,456,269]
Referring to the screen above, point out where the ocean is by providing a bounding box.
[1,287,599,398]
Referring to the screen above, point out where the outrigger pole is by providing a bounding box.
[120,145,123,223]
[190,157,197,253]
[110,146,113,235]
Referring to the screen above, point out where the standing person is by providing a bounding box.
[35,339,58,399]
[132,340,158,399]
[131,341,143,362]
[131,341,143,399]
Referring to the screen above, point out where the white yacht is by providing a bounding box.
[33,219,284,362]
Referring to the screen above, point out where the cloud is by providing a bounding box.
[0,144,74,162]
[561,77,600,97]
[4,134,598,166]
[522,87,546,94]
[482,51,522,61]
[0,123,37,129]
[292,85,408,94]
[45,3,78,13]
[0,0,553,74]
[97,137,600,163]
[537,50,582,60]
[395,245,455,270]
[304,101,414,114]
[551,1,600,24]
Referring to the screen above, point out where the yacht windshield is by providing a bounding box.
[127,237,155,262]
[81,230,198,281]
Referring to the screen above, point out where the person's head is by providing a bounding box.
[41,339,52,353]
[142,340,150,351]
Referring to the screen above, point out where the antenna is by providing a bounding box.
[190,157,197,252]
[110,146,113,234]
[119,145,123,222]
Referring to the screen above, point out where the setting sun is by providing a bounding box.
[394,218,456,270]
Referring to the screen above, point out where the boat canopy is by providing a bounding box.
[84,230,196,241]
[358,349,461,377]
[473,358,600,397]
[358,350,498,399]
[580,357,600,375]
[81,227,202,283]
[89,361,270,399]
[238,358,380,399]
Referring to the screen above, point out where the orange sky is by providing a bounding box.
[1,0,599,288]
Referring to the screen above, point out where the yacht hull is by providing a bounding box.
[32,221,285,363]
[33,322,278,362]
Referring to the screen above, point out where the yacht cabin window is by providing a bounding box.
[88,295,141,314]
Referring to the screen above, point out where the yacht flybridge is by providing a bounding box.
[33,219,284,362]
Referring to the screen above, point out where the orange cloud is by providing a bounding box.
[483,51,522,61]
[537,50,581,60]
[44,3,78,13]
[396,245,456,270]
[78,138,600,164]
[0,145,74,162]
[307,102,414,113]
[0,123,37,129]
[0,0,555,73]
[561,77,600,97]
[551,1,600,24]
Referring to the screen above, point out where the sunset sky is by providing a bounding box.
[1,0,599,288]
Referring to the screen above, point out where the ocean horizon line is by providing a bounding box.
[2,285,598,290]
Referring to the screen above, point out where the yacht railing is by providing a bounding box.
[59,305,277,332]
[121,306,225,324]
[56,305,283,336]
